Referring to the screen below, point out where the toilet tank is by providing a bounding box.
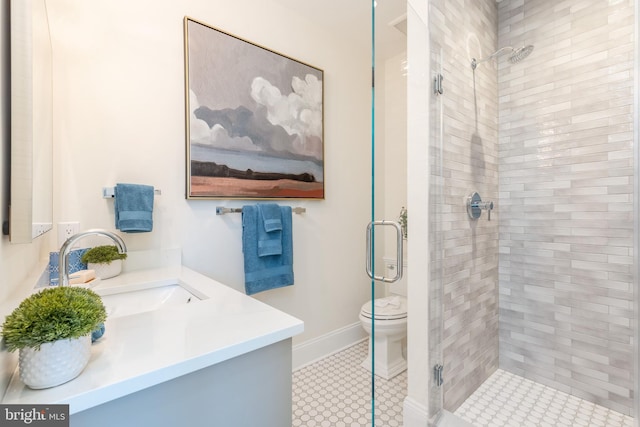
[383,257,408,297]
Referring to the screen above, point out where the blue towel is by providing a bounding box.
[257,204,283,257]
[242,205,294,295]
[114,183,154,232]
[259,204,282,232]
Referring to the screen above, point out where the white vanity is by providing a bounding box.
[0,253,303,426]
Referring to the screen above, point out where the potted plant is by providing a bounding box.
[81,245,127,279]
[1,287,107,389]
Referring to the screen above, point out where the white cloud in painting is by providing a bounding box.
[209,124,259,151]
[291,75,322,138]
[250,74,323,160]
[189,90,212,143]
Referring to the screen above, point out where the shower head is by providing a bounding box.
[471,44,534,70]
[509,45,534,64]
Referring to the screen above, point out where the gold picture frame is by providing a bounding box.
[184,17,324,199]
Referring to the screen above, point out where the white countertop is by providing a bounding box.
[1,266,304,414]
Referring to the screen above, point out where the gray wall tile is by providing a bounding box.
[430,0,634,415]
[498,0,635,415]
[430,0,500,412]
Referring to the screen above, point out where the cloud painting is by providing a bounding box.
[185,18,324,199]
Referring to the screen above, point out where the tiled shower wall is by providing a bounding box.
[429,0,500,411]
[497,0,635,415]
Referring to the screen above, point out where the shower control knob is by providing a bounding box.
[485,201,494,220]
[467,192,494,221]
[477,201,494,220]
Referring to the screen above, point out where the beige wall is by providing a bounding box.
[1,0,374,348]
[381,51,408,262]
[50,0,372,345]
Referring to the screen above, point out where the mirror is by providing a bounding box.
[7,0,53,243]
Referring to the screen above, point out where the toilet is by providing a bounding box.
[359,258,408,380]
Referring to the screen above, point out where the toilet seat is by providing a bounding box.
[360,296,407,321]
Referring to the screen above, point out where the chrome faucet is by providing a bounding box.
[58,229,127,286]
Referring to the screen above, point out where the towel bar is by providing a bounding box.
[216,206,306,215]
[102,187,161,199]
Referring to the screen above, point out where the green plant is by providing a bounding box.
[399,206,408,239]
[81,245,127,265]
[1,287,106,352]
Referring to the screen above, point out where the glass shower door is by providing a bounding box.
[428,40,445,425]
[367,0,408,424]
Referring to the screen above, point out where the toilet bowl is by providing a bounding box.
[359,295,407,380]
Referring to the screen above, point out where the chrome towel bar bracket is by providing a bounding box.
[102,187,161,198]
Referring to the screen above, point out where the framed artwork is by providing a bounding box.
[184,17,324,199]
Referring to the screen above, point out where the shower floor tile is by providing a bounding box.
[292,340,407,427]
[454,369,634,427]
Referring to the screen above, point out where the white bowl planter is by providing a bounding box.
[19,334,92,389]
[88,259,122,279]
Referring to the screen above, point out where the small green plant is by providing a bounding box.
[81,245,127,265]
[1,287,106,352]
[399,206,408,239]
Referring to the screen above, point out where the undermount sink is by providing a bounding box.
[96,283,202,319]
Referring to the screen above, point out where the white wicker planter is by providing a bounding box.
[19,334,92,389]
[88,259,122,279]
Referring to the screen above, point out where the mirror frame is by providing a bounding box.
[7,0,53,243]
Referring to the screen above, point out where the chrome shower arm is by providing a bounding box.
[471,46,515,70]
[471,45,534,70]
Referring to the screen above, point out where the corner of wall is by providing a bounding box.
[406,0,432,418]
[402,396,430,427]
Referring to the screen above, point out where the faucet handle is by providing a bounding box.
[467,192,494,221]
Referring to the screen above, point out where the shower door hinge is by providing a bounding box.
[433,364,444,387]
[434,74,444,95]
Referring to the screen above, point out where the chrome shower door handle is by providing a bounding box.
[365,220,404,283]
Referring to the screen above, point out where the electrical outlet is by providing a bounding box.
[32,223,52,239]
[57,222,80,248]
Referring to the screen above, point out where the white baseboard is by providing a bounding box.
[292,322,367,371]
[403,396,430,427]
[403,398,474,427]
[434,410,475,427]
